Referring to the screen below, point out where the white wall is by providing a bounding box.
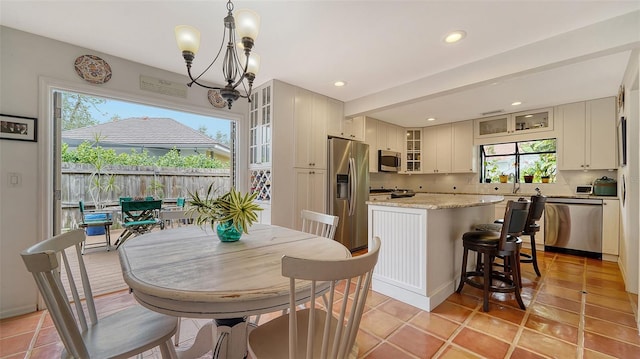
[0,26,248,318]
[617,50,640,297]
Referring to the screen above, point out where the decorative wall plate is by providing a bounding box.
[617,85,625,112]
[208,90,226,109]
[74,55,112,84]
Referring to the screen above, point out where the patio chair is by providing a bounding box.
[20,229,178,358]
[78,200,113,253]
[114,199,163,248]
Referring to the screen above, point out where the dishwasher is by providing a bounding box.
[544,197,603,259]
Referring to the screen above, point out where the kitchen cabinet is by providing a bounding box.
[369,193,391,201]
[422,122,476,174]
[405,128,422,172]
[451,120,476,173]
[259,80,335,230]
[558,97,616,170]
[474,108,554,143]
[365,117,378,173]
[294,89,327,169]
[377,121,403,152]
[327,109,364,141]
[423,124,452,173]
[602,199,619,257]
[294,169,327,230]
[249,83,272,168]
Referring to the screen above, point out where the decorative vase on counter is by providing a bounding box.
[216,221,243,242]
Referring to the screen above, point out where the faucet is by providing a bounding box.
[512,181,521,194]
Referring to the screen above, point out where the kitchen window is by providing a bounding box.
[480,139,557,183]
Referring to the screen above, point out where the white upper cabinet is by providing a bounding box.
[364,117,378,173]
[294,89,328,169]
[451,120,476,173]
[423,124,452,173]
[377,121,403,152]
[327,105,364,141]
[558,97,616,170]
[249,83,272,168]
[422,121,476,174]
[405,128,422,173]
[474,108,554,143]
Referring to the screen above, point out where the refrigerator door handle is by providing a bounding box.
[348,157,357,216]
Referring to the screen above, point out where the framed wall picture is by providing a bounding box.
[618,116,627,167]
[0,114,37,142]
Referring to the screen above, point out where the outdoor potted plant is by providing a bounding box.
[187,184,262,242]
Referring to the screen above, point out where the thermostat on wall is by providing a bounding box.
[575,185,593,195]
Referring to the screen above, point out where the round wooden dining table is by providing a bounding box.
[118,224,350,359]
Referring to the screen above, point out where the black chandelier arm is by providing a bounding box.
[185,66,224,90]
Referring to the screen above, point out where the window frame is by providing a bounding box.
[480,138,557,183]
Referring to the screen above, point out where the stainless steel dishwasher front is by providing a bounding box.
[544,197,603,258]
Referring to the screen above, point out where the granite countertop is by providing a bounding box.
[366,193,504,209]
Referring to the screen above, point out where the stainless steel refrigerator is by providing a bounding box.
[328,138,370,251]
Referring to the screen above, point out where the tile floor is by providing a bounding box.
[2,250,638,359]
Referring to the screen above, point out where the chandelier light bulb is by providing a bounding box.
[175,25,201,54]
[235,9,260,41]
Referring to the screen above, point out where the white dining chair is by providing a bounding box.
[301,209,339,240]
[20,229,178,358]
[248,209,341,328]
[248,237,381,359]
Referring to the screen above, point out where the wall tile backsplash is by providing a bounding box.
[370,169,617,197]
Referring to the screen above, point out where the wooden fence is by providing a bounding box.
[61,163,230,230]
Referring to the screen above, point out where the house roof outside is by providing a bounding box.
[62,117,230,155]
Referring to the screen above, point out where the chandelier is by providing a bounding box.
[175,0,260,109]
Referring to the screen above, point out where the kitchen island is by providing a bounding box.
[367,193,503,311]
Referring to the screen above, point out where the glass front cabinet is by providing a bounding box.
[249,84,272,168]
[475,108,553,139]
[405,128,422,172]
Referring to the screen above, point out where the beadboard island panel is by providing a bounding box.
[367,194,503,311]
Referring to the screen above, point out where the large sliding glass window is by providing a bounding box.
[481,139,557,183]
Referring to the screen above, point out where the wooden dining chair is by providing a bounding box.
[456,200,530,312]
[301,209,340,240]
[20,229,178,358]
[474,194,547,277]
[248,237,381,359]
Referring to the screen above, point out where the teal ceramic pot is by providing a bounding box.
[216,221,242,242]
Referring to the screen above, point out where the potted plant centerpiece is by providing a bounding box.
[188,184,262,242]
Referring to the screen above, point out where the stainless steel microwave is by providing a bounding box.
[378,150,401,172]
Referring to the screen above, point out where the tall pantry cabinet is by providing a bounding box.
[249,80,338,230]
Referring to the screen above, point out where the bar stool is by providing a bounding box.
[456,200,530,312]
[475,194,547,276]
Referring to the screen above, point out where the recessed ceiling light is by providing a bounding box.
[511,101,522,106]
[524,114,533,118]
[444,30,466,44]
[334,81,346,87]
[427,117,436,121]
